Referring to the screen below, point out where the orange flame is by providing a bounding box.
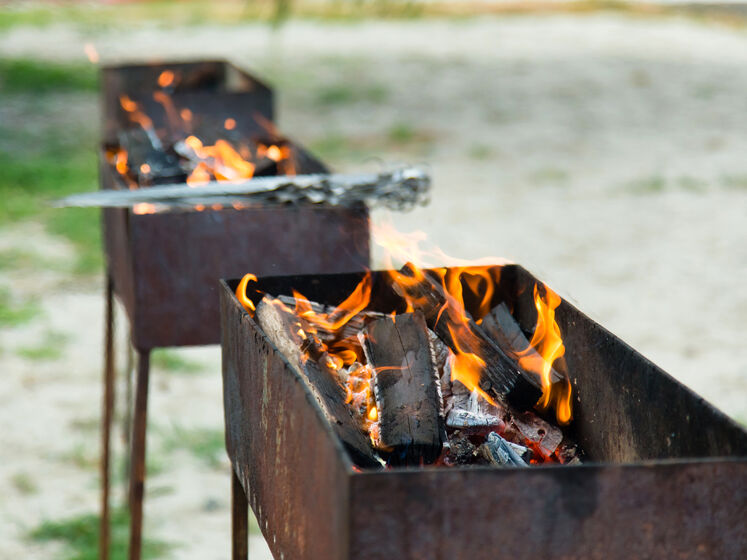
[293,273,372,333]
[372,220,572,423]
[516,284,573,424]
[236,273,258,314]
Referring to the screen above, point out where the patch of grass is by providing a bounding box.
[308,133,357,161]
[69,416,100,434]
[0,59,97,93]
[314,83,389,106]
[0,249,41,271]
[17,330,70,361]
[623,175,667,195]
[315,84,356,106]
[61,443,166,477]
[677,176,707,193]
[12,472,38,495]
[0,288,41,328]
[468,143,491,160]
[530,167,570,185]
[0,105,101,276]
[163,426,226,469]
[721,174,747,191]
[388,122,416,144]
[0,0,426,30]
[28,508,169,560]
[58,443,98,471]
[151,349,203,374]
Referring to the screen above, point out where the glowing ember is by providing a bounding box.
[157,70,175,88]
[133,203,157,215]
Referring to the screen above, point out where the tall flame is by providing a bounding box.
[517,284,573,424]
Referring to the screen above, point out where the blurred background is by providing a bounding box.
[1,1,746,558]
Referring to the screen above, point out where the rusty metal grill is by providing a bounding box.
[220,265,747,560]
[97,60,370,560]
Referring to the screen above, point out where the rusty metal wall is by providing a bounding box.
[221,282,352,560]
[498,265,747,462]
[349,460,746,559]
[127,205,369,349]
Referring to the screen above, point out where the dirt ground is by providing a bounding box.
[1,12,746,559]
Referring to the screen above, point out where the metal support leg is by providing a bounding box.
[122,337,134,506]
[128,349,150,560]
[100,275,115,560]
[232,468,249,560]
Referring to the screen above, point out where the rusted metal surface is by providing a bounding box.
[221,285,353,560]
[128,349,150,560]
[100,61,370,350]
[99,276,115,560]
[220,266,747,560]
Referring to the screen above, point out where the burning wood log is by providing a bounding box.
[393,264,544,410]
[359,312,444,465]
[276,295,386,342]
[255,297,381,469]
[480,302,564,388]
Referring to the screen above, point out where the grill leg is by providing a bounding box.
[128,349,150,560]
[232,468,248,560]
[100,274,115,560]
[122,336,134,507]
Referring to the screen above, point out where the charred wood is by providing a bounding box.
[275,294,386,342]
[394,264,544,410]
[255,297,381,468]
[480,302,564,387]
[360,312,444,465]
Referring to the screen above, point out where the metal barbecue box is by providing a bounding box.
[220,265,747,560]
[100,60,369,350]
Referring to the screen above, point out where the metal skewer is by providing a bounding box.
[54,166,430,212]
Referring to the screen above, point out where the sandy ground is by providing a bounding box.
[1,12,746,559]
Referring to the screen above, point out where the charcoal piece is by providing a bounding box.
[360,312,444,466]
[393,263,544,410]
[507,440,533,463]
[446,409,503,430]
[255,297,381,469]
[556,440,582,465]
[506,411,563,458]
[480,432,529,468]
[444,431,477,466]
